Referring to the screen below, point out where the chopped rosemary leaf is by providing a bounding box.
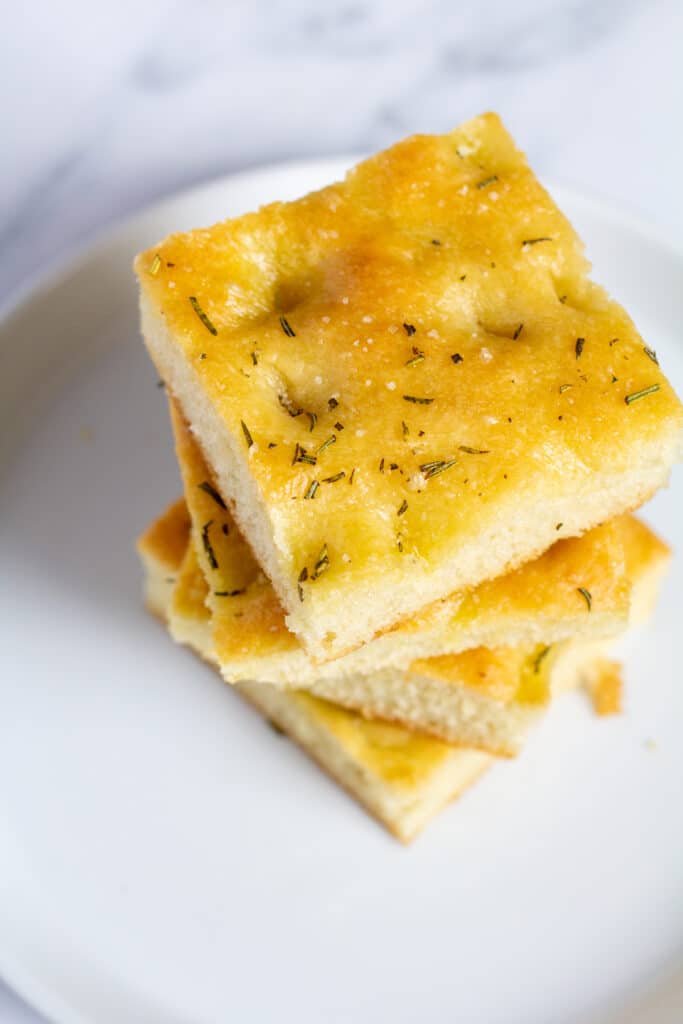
[403,323,417,337]
[278,394,303,418]
[306,411,317,432]
[334,421,344,432]
[268,442,277,448]
[379,457,385,473]
[512,323,524,340]
[317,435,336,454]
[397,533,404,552]
[198,481,227,510]
[251,351,259,365]
[577,587,592,611]
[575,337,585,359]
[292,443,316,466]
[268,720,286,736]
[556,522,563,530]
[148,253,162,276]
[402,420,409,439]
[201,521,218,570]
[451,353,463,364]
[533,646,551,673]
[611,375,618,384]
[279,315,296,337]
[405,347,425,367]
[625,384,660,405]
[156,380,165,389]
[240,420,254,448]
[328,397,339,410]
[199,353,207,360]
[420,459,457,479]
[609,338,619,346]
[643,346,659,365]
[397,499,408,516]
[459,446,490,454]
[390,462,399,471]
[477,174,498,189]
[522,236,553,246]
[214,589,245,597]
[558,294,567,304]
[349,468,356,485]
[303,480,319,500]
[403,395,434,404]
[313,544,329,578]
[222,524,229,536]
[189,296,218,335]
[297,566,308,602]
[431,239,441,246]
[559,384,573,393]
[322,471,345,484]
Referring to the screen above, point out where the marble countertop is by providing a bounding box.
[2,0,682,1019]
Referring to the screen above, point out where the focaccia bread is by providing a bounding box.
[136,112,682,659]
[138,503,625,840]
[170,399,631,689]
[138,502,491,842]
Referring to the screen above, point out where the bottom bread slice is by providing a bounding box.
[139,500,619,842]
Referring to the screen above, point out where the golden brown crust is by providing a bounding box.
[137,112,683,656]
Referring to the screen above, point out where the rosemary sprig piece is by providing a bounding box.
[201,521,218,570]
[577,587,592,611]
[625,384,660,405]
[189,296,218,335]
[643,346,658,364]
[312,544,329,579]
[279,316,296,337]
[240,420,254,448]
[459,446,490,455]
[512,323,524,340]
[477,174,498,189]
[405,347,425,367]
[397,499,408,516]
[419,459,457,479]
[322,471,345,483]
[148,253,162,275]
[214,589,245,597]
[198,481,227,510]
[522,237,553,246]
[303,480,319,500]
[451,353,463,364]
[533,646,551,673]
[403,395,434,405]
[292,443,316,466]
[317,435,336,454]
[403,323,416,337]
[575,337,585,359]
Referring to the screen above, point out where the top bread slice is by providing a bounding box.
[136,112,683,660]
[169,400,631,686]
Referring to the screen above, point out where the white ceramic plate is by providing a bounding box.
[1,159,683,1024]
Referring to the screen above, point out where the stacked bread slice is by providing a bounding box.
[135,113,681,841]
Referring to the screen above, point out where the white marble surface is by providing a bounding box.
[2,0,682,1019]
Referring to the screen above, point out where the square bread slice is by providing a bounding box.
[170,399,632,688]
[138,505,623,840]
[170,514,668,757]
[136,112,683,659]
[138,502,491,841]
